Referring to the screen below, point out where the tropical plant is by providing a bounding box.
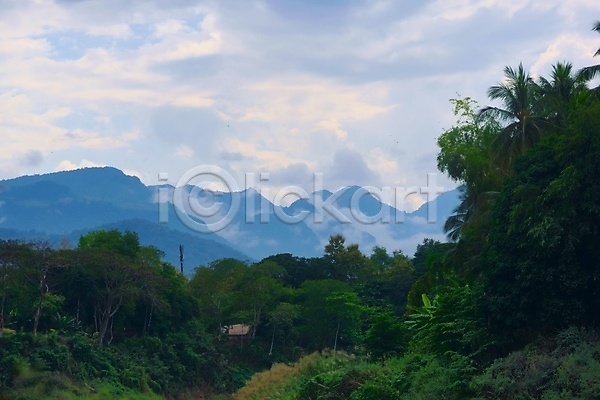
[478,64,549,173]
[437,97,502,242]
[579,20,600,83]
[538,61,590,125]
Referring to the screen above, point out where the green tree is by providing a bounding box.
[18,241,66,335]
[267,302,299,355]
[189,258,246,335]
[0,240,29,335]
[361,247,416,312]
[538,61,592,128]
[407,240,455,310]
[323,235,371,283]
[298,279,352,350]
[237,261,286,340]
[76,248,141,345]
[480,98,600,346]
[261,253,328,287]
[78,229,140,258]
[478,64,549,174]
[580,20,600,83]
[437,97,502,241]
[325,291,363,351]
[364,308,409,359]
[75,230,155,345]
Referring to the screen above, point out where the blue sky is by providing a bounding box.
[1,0,599,209]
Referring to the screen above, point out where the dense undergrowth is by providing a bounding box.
[233,327,600,400]
[0,327,255,400]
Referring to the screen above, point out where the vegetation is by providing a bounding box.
[2,21,600,400]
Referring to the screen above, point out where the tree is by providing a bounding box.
[323,235,371,283]
[189,258,246,335]
[538,62,590,126]
[361,246,416,312]
[75,230,152,345]
[0,240,28,335]
[267,302,299,355]
[76,248,141,345]
[325,291,363,352]
[437,97,502,241]
[407,240,455,310]
[237,261,285,340]
[480,98,600,347]
[580,20,600,83]
[29,242,56,335]
[363,308,409,359]
[78,229,140,258]
[261,253,328,287]
[298,279,352,350]
[478,64,549,174]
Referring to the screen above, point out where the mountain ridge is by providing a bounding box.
[0,167,460,269]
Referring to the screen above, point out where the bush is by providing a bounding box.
[471,327,600,400]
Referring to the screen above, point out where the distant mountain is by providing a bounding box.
[0,167,155,233]
[283,185,461,255]
[0,168,247,273]
[0,167,461,266]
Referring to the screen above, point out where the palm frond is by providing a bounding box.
[594,20,600,56]
[579,64,600,82]
[477,106,514,123]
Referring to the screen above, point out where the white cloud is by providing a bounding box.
[175,144,195,159]
[0,0,598,207]
[55,159,104,172]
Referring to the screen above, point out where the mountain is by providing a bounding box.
[0,167,461,267]
[0,167,154,233]
[283,185,461,255]
[0,168,247,272]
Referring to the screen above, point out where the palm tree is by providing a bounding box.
[444,185,497,243]
[580,20,600,83]
[478,63,549,174]
[595,20,600,56]
[444,185,469,241]
[538,61,590,125]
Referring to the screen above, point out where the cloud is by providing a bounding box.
[0,0,598,212]
[265,162,315,189]
[218,151,246,162]
[329,148,381,189]
[21,150,44,167]
[55,159,104,172]
[175,144,194,159]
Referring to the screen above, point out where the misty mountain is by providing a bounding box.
[0,167,461,268]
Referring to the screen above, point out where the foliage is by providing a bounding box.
[363,308,409,360]
[4,34,600,398]
[478,63,551,174]
[233,350,477,400]
[406,284,493,363]
[471,327,600,400]
[480,99,600,345]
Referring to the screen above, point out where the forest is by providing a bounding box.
[1,23,600,400]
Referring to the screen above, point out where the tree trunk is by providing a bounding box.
[252,303,262,341]
[95,297,121,346]
[333,321,340,352]
[269,326,276,355]
[0,288,6,337]
[147,302,154,336]
[33,273,47,336]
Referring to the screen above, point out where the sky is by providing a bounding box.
[1,0,599,209]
